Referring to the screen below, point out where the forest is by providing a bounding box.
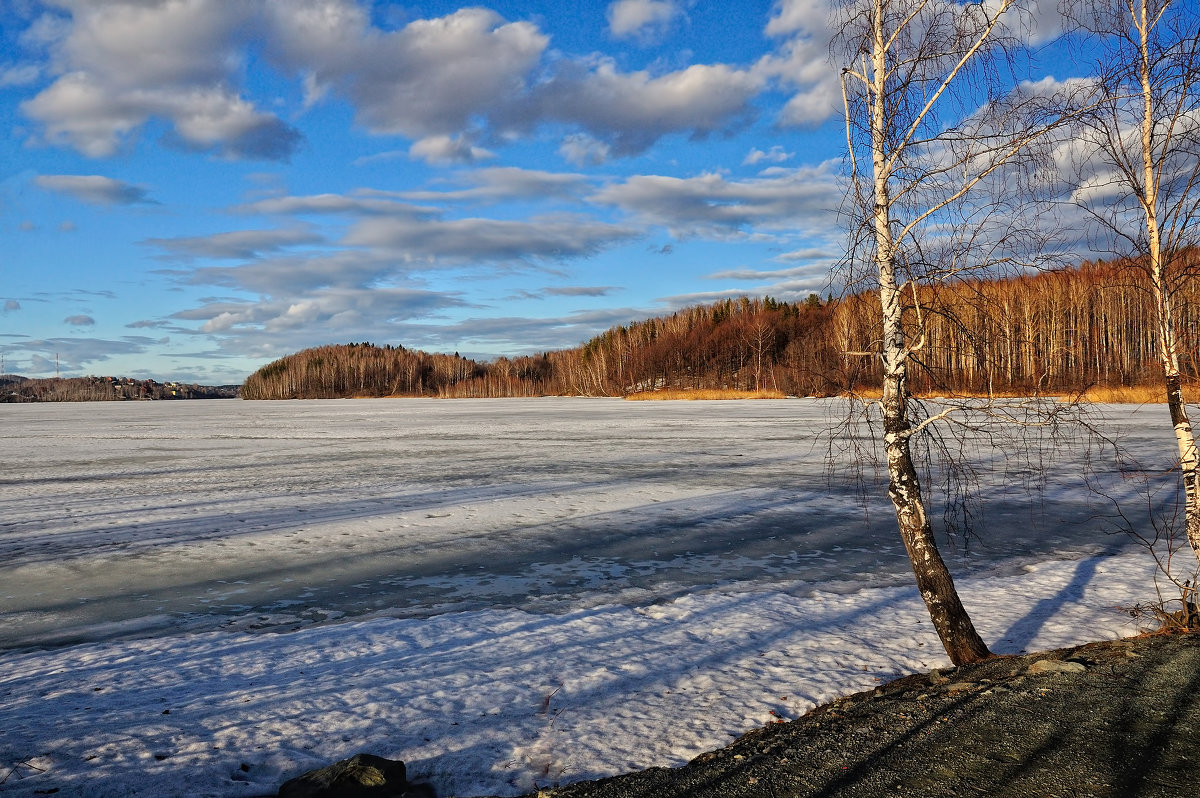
[240,257,1200,401]
[0,375,239,402]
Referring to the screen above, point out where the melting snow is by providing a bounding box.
[0,398,1172,796]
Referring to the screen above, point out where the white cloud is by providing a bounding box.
[607,0,683,41]
[758,0,841,127]
[533,60,763,156]
[705,263,830,280]
[773,247,834,262]
[146,228,324,261]
[235,192,434,217]
[592,163,842,238]
[396,168,590,204]
[342,215,636,263]
[559,133,612,166]
[264,1,761,157]
[181,250,406,296]
[543,286,617,297]
[265,2,548,140]
[394,306,651,354]
[22,0,300,160]
[744,145,793,165]
[9,335,159,375]
[0,63,39,87]
[169,287,473,354]
[35,174,153,205]
[18,1,768,163]
[409,134,496,165]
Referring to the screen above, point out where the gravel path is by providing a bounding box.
[508,633,1200,798]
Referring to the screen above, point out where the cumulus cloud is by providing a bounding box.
[529,60,763,156]
[64,314,96,326]
[758,0,842,126]
[744,145,793,165]
[35,174,153,205]
[22,0,300,160]
[607,0,683,41]
[19,1,768,162]
[265,3,547,140]
[558,133,612,166]
[409,134,496,164]
[3,300,21,313]
[271,2,754,156]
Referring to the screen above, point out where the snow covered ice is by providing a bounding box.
[0,398,1171,796]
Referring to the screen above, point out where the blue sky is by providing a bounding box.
[0,0,1078,384]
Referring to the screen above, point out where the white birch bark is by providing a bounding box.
[1129,0,1200,568]
[853,0,995,665]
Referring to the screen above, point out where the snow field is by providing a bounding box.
[0,552,1153,797]
[0,398,1171,796]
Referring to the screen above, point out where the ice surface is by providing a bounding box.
[0,398,1176,796]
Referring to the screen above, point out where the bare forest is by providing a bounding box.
[240,257,1200,401]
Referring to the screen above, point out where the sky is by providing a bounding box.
[0,0,1082,385]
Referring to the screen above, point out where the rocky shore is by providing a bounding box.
[505,633,1200,798]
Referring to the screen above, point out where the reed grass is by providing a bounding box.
[624,388,787,401]
[840,384,1199,404]
[1075,384,1200,404]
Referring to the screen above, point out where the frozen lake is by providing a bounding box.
[0,398,1159,650]
[0,398,1174,796]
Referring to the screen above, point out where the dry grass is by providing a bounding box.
[844,388,1060,401]
[841,384,1199,404]
[1076,385,1174,404]
[624,388,787,401]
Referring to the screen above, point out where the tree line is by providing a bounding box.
[241,257,1199,401]
[1,375,238,402]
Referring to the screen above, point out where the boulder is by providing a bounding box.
[277,753,411,798]
[1028,659,1087,675]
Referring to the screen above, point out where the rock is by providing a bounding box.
[1028,659,1087,675]
[277,753,410,797]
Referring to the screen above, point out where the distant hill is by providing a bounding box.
[1,375,239,402]
[242,258,1200,401]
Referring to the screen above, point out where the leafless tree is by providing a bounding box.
[834,0,1083,665]
[1065,0,1200,617]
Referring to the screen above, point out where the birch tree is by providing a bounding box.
[1069,0,1200,582]
[834,0,1077,665]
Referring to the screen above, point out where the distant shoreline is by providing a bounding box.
[1,374,239,402]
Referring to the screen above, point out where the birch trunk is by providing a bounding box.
[1134,0,1200,567]
[868,6,991,666]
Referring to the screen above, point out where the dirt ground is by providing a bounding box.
[507,633,1200,798]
